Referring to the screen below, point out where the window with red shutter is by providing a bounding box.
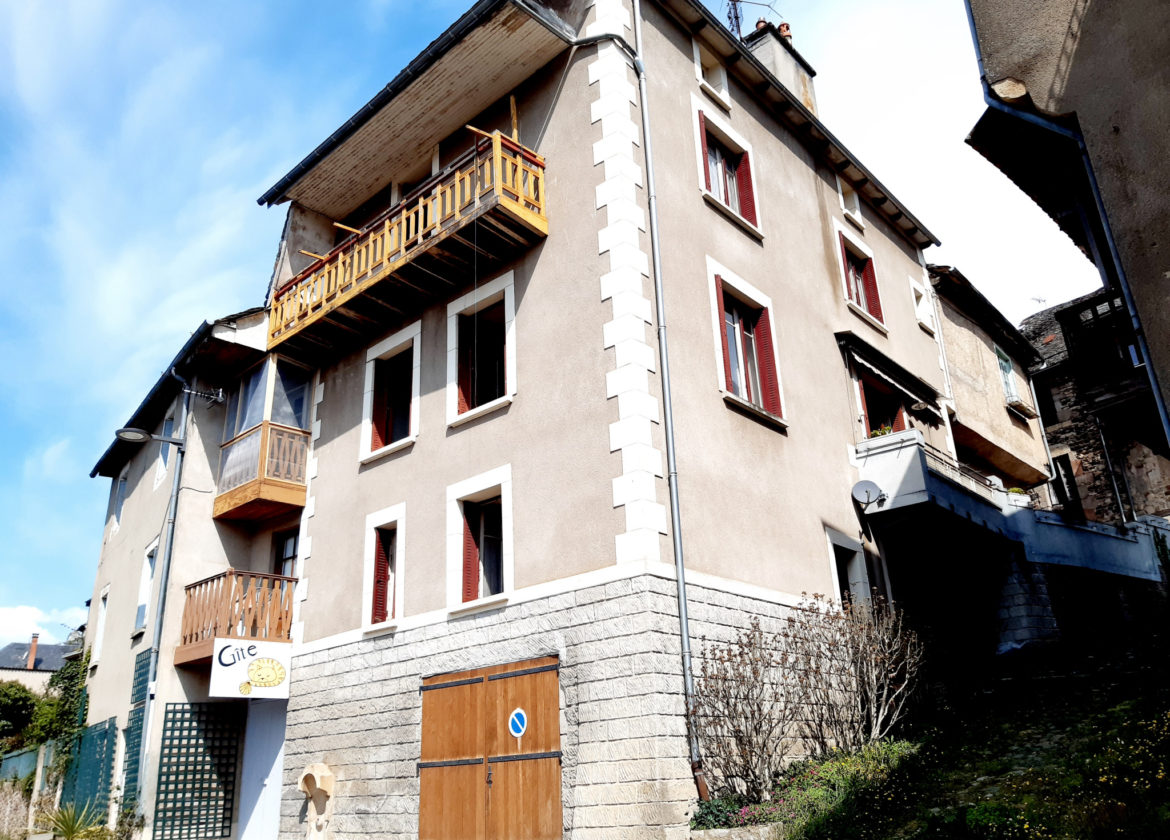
[716,277,783,419]
[859,373,905,437]
[839,233,884,324]
[461,497,503,602]
[371,526,396,624]
[698,111,758,228]
[457,299,506,414]
[371,351,412,451]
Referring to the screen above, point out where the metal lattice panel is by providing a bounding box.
[122,707,145,809]
[131,650,151,705]
[153,703,244,840]
[61,717,115,814]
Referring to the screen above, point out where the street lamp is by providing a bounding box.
[115,428,184,446]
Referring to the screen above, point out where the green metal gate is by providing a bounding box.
[153,702,244,840]
[60,717,116,814]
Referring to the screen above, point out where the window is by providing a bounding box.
[698,111,756,226]
[113,468,129,527]
[836,224,884,325]
[909,276,935,333]
[361,320,420,462]
[154,413,175,488]
[363,504,404,631]
[693,40,729,108]
[223,358,311,443]
[223,363,268,442]
[709,265,783,418]
[92,587,109,665]
[995,346,1019,401]
[837,175,863,229]
[446,272,517,426]
[273,530,297,578]
[134,542,158,631]
[857,372,906,437]
[446,465,513,612]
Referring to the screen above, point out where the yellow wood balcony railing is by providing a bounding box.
[267,132,548,352]
[213,421,309,521]
[175,570,295,666]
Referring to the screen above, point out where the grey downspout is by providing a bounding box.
[962,0,1170,453]
[136,369,191,805]
[629,0,708,800]
[1094,415,1133,523]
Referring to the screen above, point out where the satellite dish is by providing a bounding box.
[851,480,886,508]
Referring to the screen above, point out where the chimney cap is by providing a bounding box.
[756,17,767,29]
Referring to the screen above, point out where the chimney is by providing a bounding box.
[27,633,38,670]
[756,17,767,31]
[778,22,792,41]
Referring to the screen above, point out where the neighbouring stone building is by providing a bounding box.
[77,2,1170,839]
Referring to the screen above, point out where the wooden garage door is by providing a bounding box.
[419,656,561,840]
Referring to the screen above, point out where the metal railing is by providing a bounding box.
[920,441,1000,504]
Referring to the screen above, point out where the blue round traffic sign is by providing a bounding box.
[508,708,527,738]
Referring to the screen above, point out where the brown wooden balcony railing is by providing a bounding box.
[213,420,309,520]
[175,570,296,666]
[267,132,547,349]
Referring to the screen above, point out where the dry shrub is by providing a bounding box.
[695,594,923,798]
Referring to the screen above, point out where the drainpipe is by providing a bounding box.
[629,0,708,800]
[962,0,1170,453]
[1094,415,1133,523]
[137,369,192,805]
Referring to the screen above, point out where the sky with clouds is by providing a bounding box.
[0,0,1099,648]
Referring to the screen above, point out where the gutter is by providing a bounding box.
[962,0,1170,452]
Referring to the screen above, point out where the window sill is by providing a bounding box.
[360,436,416,466]
[702,191,763,240]
[449,395,512,428]
[130,627,146,641]
[847,301,888,334]
[916,319,936,336]
[447,592,509,618]
[699,80,731,111]
[844,209,865,232]
[362,619,399,636]
[723,392,788,431]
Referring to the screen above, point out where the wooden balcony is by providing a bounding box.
[175,570,295,667]
[268,132,548,359]
[213,421,309,521]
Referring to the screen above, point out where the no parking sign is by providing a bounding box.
[508,707,527,738]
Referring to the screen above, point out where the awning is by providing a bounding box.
[836,331,941,412]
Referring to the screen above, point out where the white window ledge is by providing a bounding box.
[362,619,399,637]
[847,301,888,334]
[699,80,731,111]
[844,209,865,232]
[723,392,788,431]
[447,592,510,618]
[917,319,936,336]
[702,191,764,240]
[360,436,417,466]
[448,395,513,428]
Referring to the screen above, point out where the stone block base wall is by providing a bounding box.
[996,560,1059,653]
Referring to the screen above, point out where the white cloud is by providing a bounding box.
[0,605,88,647]
[22,438,76,484]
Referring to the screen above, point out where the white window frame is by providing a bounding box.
[705,257,787,423]
[91,585,110,666]
[134,538,159,634]
[836,174,864,231]
[360,320,421,464]
[362,503,405,634]
[908,275,936,334]
[153,412,175,490]
[446,464,514,615]
[446,272,517,427]
[112,467,129,531]
[692,39,730,110]
[995,345,1020,401]
[690,94,762,238]
[832,218,886,334]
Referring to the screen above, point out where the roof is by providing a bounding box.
[1019,287,1121,370]
[0,642,72,672]
[91,308,266,479]
[257,0,577,217]
[928,264,1040,366]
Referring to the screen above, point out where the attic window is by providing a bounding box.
[837,175,863,229]
[693,40,730,108]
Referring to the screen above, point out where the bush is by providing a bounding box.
[0,682,38,746]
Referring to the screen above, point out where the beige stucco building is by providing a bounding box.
[78,1,1170,839]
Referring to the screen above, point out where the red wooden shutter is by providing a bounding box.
[736,150,756,225]
[714,275,734,392]
[371,359,389,450]
[371,529,389,624]
[698,111,711,191]
[858,377,872,436]
[754,307,782,417]
[892,407,906,433]
[461,502,480,603]
[457,315,473,414]
[861,257,884,322]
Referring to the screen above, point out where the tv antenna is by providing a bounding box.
[727,0,743,38]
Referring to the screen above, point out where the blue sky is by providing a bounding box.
[0,0,1099,645]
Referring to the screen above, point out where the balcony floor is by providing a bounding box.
[213,477,306,521]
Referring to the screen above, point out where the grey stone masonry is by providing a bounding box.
[996,560,1059,652]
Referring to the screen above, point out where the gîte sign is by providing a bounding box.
[209,639,291,699]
